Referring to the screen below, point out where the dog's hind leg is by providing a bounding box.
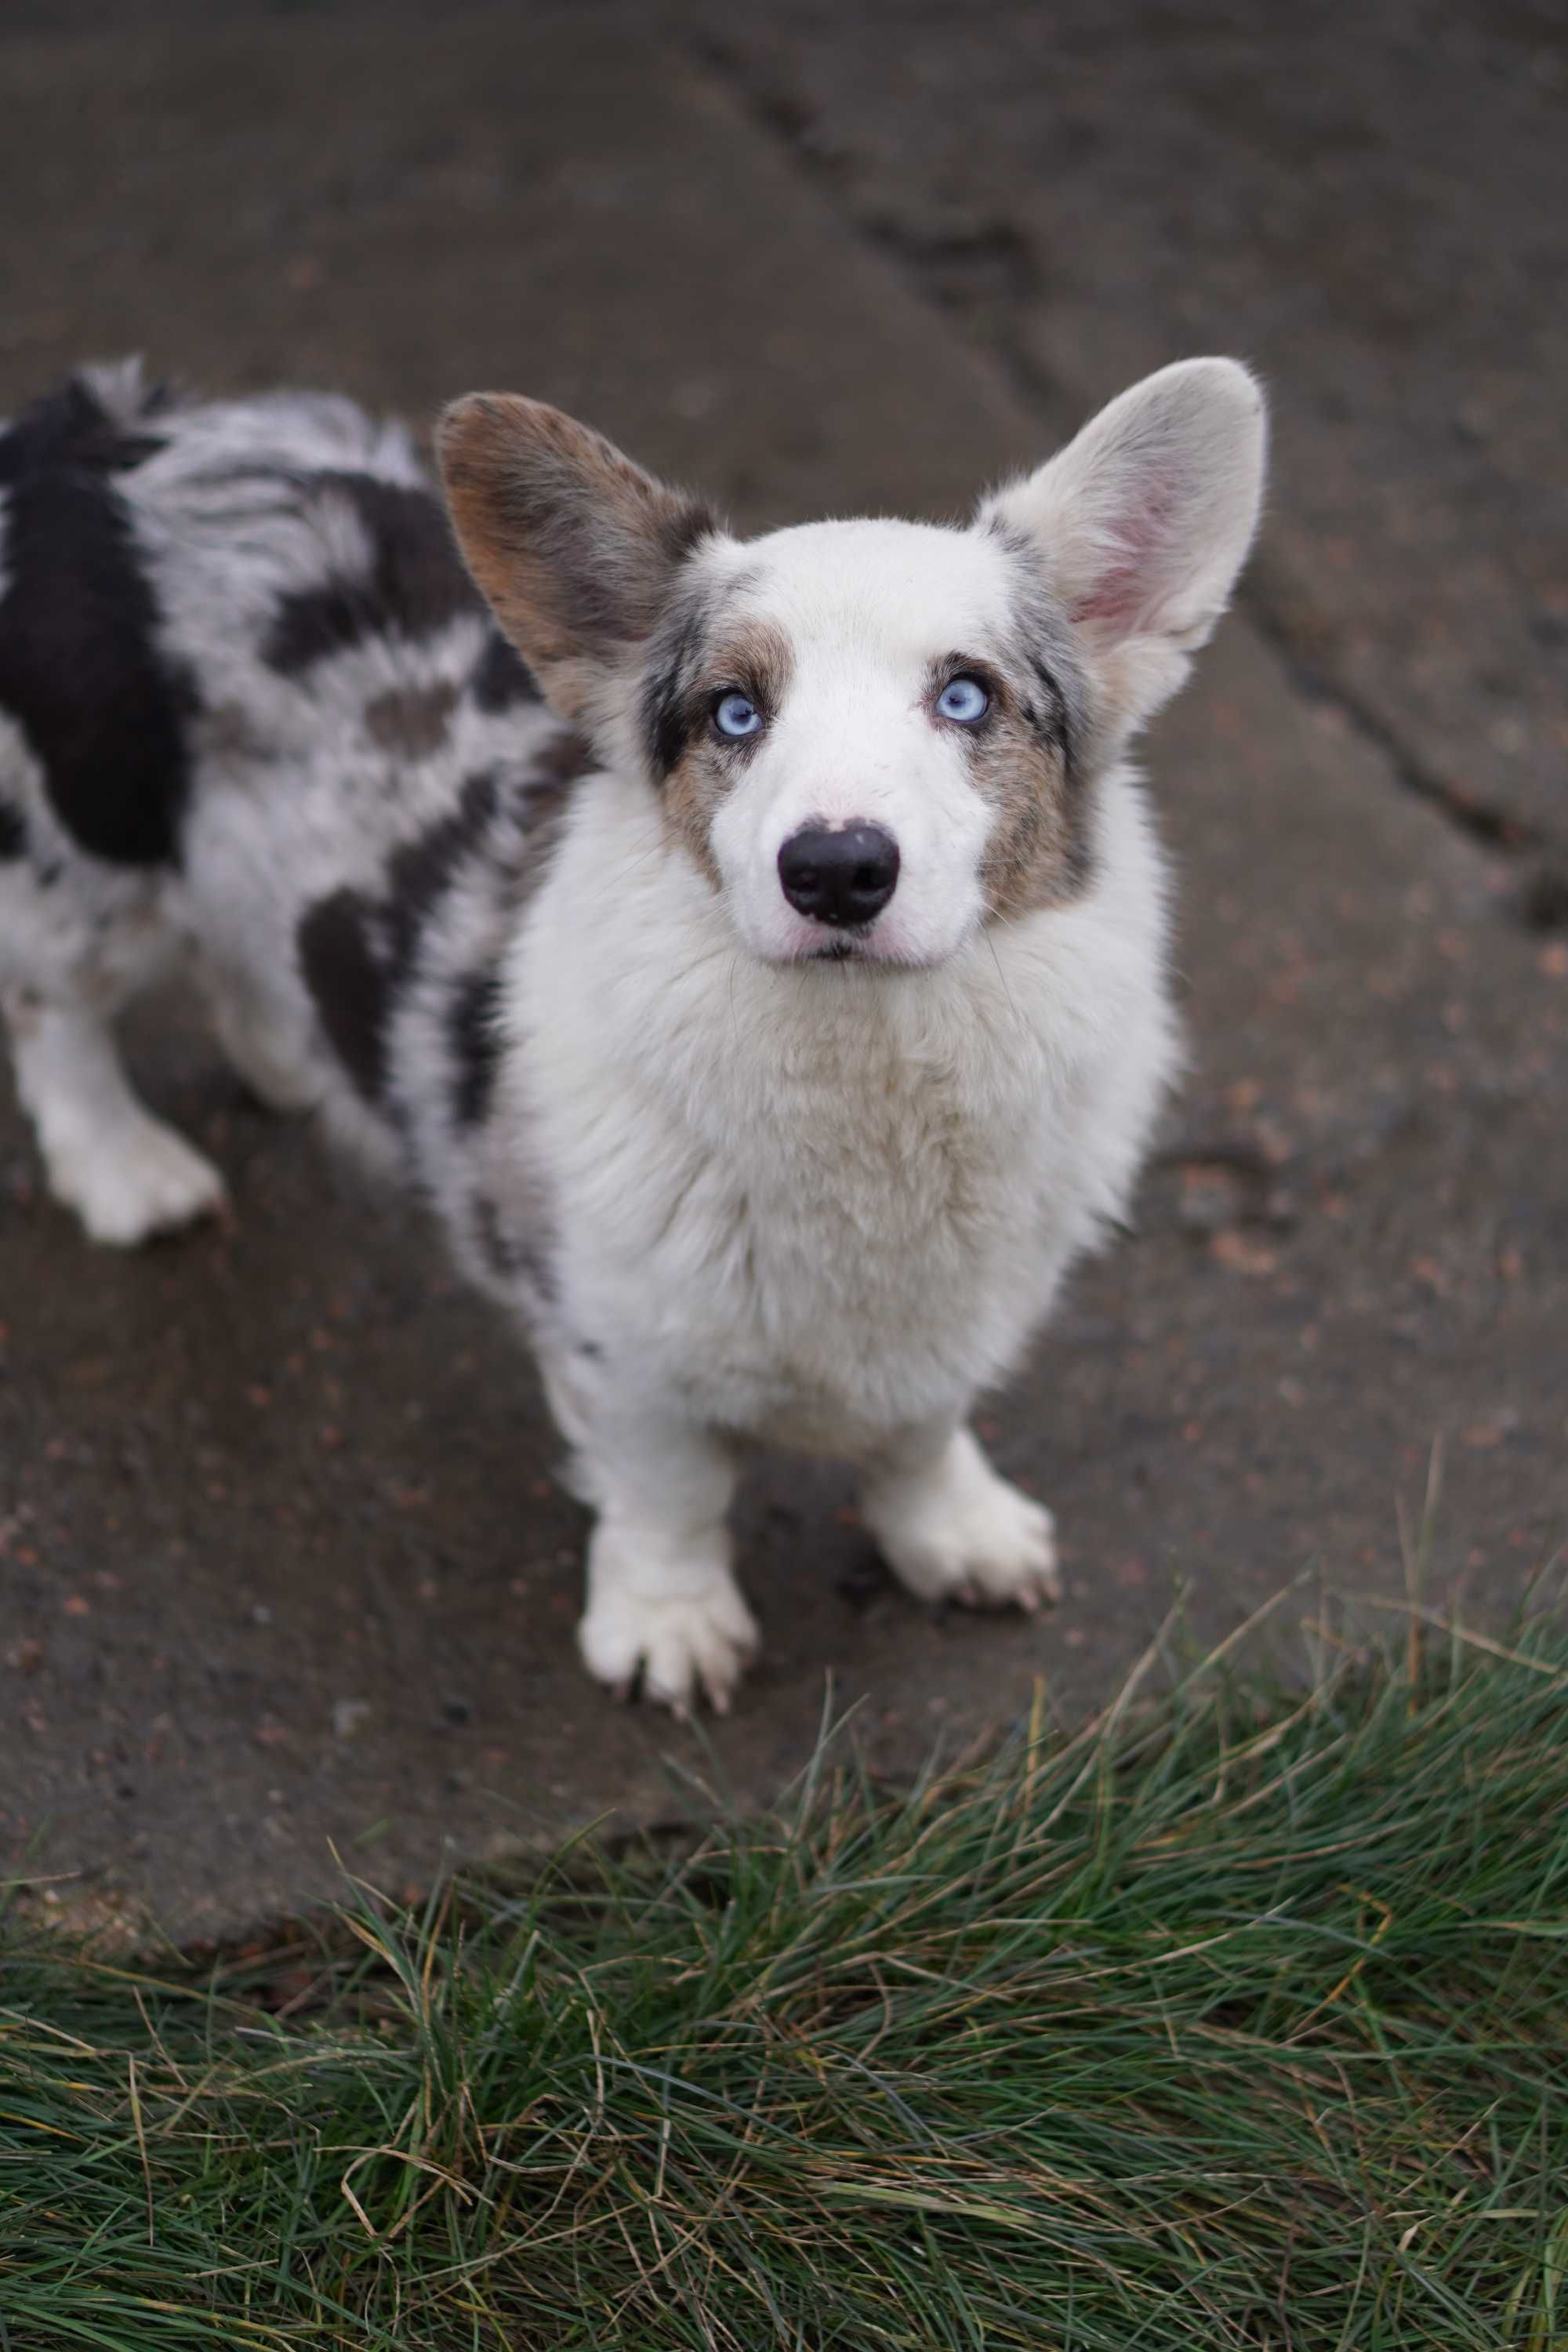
[1,814,228,1247]
[5,989,227,1245]
[202,961,322,1116]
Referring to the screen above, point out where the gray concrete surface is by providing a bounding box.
[1,4,1563,1944]
[693,0,1568,862]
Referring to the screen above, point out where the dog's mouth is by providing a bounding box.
[801,933,939,973]
[743,906,949,972]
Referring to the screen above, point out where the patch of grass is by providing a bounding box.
[4,1595,1568,2349]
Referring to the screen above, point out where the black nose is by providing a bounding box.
[777,823,900,927]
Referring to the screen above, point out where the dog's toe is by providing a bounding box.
[579,1581,759,1716]
[869,1436,1062,1615]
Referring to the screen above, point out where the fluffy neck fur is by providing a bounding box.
[474,756,1176,1451]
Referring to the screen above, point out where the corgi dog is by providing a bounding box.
[0,356,1265,1711]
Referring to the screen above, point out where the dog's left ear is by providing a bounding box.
[439,394,718,718]
[981,358,1266,738]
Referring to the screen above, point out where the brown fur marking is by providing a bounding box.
[952,685,1085,921]
[660,619,794,888]
[364,681,459,758]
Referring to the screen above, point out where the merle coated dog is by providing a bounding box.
[0,357,1266,1711]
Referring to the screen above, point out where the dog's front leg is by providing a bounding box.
[568,1396,756,1715]
[861,1422,1062,1615]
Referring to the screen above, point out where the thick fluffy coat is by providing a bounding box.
[0,358,1265,1710]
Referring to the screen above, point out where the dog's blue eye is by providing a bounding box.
[714,692,763,739]
[937,675,990,724]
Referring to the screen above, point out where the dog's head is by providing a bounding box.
[440,360,1265,968]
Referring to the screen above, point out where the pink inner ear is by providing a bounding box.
[1069,479,1178,633]
[1071,566,1145,630]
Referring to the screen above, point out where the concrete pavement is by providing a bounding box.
[1,3,1562,1942]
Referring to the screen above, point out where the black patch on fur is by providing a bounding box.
[659,502,718,567]
[1000,555,1089,788]
[641,592,714,780]
[1024,655,1073,765]
[0,802,24,860]
[0,376,198,866]
[448,967,505,1127]
[296,889,390,1100]
[263,472,480,676]
[296,770,499,1104]
[470,627,541,711]
[1021,648,1092,892]
[382,770,498,971]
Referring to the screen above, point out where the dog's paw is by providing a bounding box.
[585,1515,761,1722]
[49,1118,228,1247]
[866,1432,1062,1613]
[578,1569,760,1717]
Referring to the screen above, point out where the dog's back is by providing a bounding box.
[0,364,586,1256]
[0,365,483,850]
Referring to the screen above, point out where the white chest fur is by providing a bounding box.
[501,768,1178,1458]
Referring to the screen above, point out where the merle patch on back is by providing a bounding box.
[263,473,481,677]
[0,375,197,866]
[448,968,506,1127]
[296,770,500,1106]
[295,887,391,1102]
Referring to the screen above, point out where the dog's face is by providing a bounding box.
[635,519,1088,968]
[441,360,1266,969]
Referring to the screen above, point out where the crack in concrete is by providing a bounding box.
[691,30,1555,902]
[1238,593,1541,858]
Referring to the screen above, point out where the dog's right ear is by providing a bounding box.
[438,395,718,719]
